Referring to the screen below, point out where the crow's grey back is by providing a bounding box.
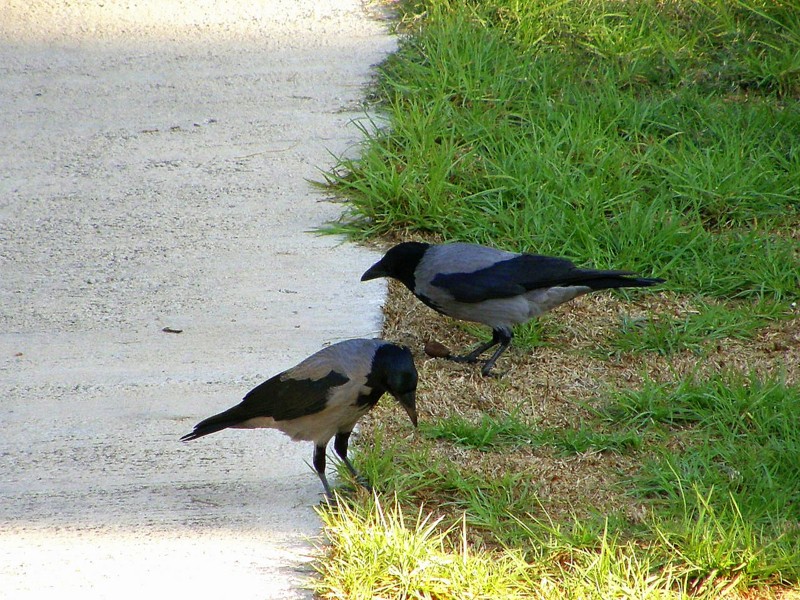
[417,243,518,280]
[283,338,382,383]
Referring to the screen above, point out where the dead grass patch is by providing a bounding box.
[352,279,799,546]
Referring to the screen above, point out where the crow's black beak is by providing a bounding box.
[361,261,386,282]
[396,391,418,428]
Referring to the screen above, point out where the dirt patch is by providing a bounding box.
[352,276,798,537]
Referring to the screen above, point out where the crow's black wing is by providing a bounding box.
[431,254,585,303]
[241,370,350,421]
[181,370,350,440]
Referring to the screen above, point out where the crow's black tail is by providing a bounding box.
[180,410,241,442]
[580,270,666,291]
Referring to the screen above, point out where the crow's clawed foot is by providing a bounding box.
[427,333,509,377]
[480,362,498,377]
[446,353,506,377]
[480,362,510,378]
[353,475,373,493]
[320,481,371,506]
[447,354,480,364]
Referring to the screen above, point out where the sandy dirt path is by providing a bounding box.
[0,1,394,597]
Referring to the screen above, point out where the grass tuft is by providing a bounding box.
[314,494,533,599]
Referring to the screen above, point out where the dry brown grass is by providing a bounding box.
[356,279,799,531]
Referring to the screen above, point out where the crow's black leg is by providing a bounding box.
[448,331,501,364]
[480,328,512,376]
[313,443,333,497]
[334,431,371,491]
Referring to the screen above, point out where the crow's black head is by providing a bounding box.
[369,342,418,427]
[361,242,429,291]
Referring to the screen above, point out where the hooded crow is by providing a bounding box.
[362,242,665,375]
[180,339,418,496]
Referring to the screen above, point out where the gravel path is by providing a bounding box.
[0,2,393,597]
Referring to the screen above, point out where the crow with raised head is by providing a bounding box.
[362,241,664,375]
[181,338,418,496]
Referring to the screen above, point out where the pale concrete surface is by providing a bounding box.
[0,1,394,597]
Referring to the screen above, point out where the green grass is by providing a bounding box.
[601,297,791,357]
[315,495,537,600]
[602,372,800,522]
[422,411,644,453]
[340,429,545,545]
[314,0,800,597]
[317,373,800,597]
[323,0,799,301]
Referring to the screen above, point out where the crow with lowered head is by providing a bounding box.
[181,338,418,497]
[362,241,664,376]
